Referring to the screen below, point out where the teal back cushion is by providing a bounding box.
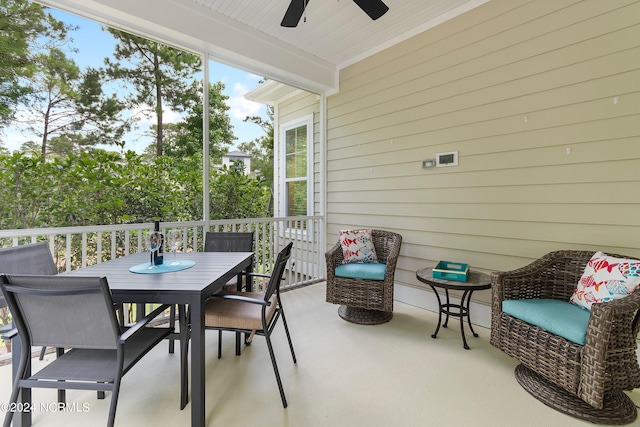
[502,299,591,345]
[335,263,386,281]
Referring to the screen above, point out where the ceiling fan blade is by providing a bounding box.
[352,0,389,20]
[281,0,310,27]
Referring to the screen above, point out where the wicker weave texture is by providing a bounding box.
[515,364,637,425]
[325,230,402,313]
[490,250,640,412]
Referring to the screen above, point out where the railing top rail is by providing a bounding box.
[0,221,205,237]
[0,215,324,238]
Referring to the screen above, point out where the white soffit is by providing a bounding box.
[38,0,489,95]
[244,80,304,106]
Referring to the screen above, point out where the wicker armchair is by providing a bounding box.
[325,230,402,325]
[491,250,640,424]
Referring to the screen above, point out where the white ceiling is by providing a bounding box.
[188,0,479,68]
[40,0,489,93]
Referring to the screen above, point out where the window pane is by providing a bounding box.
[285,129,296,154]
[286,181,307,216]
[286,152,307,178]
[285,125,307,179]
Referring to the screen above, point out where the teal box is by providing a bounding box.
[432,261,469,282]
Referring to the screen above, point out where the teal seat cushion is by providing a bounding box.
[335,263,386,281]
[502,299,591,345]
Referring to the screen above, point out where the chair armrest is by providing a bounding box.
[0,326,17,341]
[119,304,172,343]
[381,234,402,281]
[325,241,343,271]
[209,293,270,306]
[246,272,270,279]
[246,272,284,281]
[579,292,640,407]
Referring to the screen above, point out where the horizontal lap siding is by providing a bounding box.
[325,0,640,302]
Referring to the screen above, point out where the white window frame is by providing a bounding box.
[279,114,313,235]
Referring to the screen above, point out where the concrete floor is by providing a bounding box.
[0,282,638,426]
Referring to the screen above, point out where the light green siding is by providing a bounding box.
[326,0,640,304]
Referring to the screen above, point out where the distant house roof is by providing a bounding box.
[224,150,250,158]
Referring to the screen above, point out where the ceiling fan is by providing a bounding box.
[281,0,389,27]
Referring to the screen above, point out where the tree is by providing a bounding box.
[0,151,58,229]
[0,149,271,230]
[210,164,270,220]
[0,0,68,131]
[18,50,126,160]
[238,105,274,184]
[72,66,130,148]
[105,29,202,157]
[161,81,235,163]
[29,48,80,158]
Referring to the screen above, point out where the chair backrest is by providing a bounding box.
[204,232,254,253]
[263,242,293,301]
[0,274,120,350]
[0,242,57,308]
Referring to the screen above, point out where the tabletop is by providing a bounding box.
[416,267,491,291]
[65,251,253,303]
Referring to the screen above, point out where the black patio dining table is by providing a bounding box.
[11,251,253,427]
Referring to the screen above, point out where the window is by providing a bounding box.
[229,158,245,172]
[280,115,313,221]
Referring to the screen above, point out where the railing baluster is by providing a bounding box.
[125,229,130,255]
[110,231,116,259]
[82,232,87,268]
[65,233,72,273]
[96,231,102,264]
[0,216,324,287]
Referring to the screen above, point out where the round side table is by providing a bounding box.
[416,267,491,349]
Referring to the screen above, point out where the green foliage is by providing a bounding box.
[0,3,273,230]
[0,152,56,229]
[210,163,270,220]
[15,46,127,158]
[24,47,81,157]
[105,29,203,157]
[0,151,271,230]
[161,81,235,163]
[238,104,274,185]
[0,0,68,128]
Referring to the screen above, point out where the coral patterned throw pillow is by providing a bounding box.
[570,252,640,310]
[338,229,378,264]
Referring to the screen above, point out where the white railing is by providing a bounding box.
[0,216,326,289]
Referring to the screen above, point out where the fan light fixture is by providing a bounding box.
[281,0,389,27]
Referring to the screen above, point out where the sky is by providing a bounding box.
[1,8,267,154]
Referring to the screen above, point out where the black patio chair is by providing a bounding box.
[204,231,254,291]
[0,243,57,278]
[0,242,58,359]
[204,242,296,408]
[169,231,255,408]
[0,274,174,427]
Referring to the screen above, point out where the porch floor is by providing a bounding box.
[0,282,638,426]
